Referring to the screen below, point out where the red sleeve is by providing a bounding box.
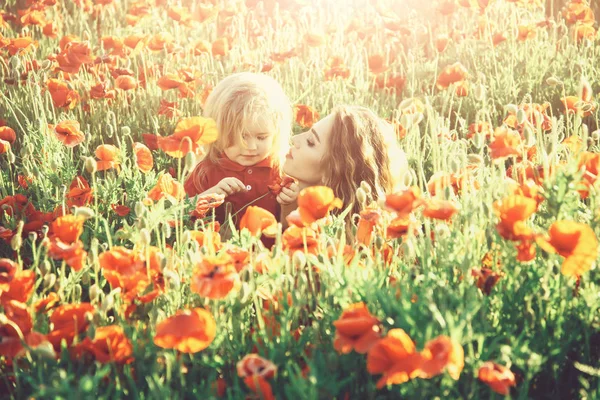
[184,161,211,197]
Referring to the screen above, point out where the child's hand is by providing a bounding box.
[277,181,300,205]
[216,177,246,196]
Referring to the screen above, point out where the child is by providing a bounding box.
[184,72,299,228]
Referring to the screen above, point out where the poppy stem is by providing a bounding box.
[229,191,271,220]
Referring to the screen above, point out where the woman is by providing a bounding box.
[282,105,408,226]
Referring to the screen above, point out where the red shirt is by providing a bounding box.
[184,155,281,228]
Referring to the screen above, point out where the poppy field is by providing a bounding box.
[1,0,600,398]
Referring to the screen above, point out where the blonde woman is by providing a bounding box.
[184,72,299,227]
[282,105,408,225]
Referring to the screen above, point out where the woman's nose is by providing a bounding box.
[291,135,300,148]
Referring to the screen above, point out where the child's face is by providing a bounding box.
[223,119,276,166]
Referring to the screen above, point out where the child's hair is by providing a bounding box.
[200,72,292,167]
[320,105,408,220]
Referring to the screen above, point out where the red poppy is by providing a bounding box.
[478,362,516,395]
[52,120,85,147]
[66,176,93,208]
[190,254,240,299]
[157,116,219,158]
[436,62,468,89]
[297,186,343,224]
[333,302,380,354]
[239,206,278,237]
[294,105,319,128]
[154,308,216,353]
[418,336,464,380]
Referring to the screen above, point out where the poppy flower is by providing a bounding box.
[7,36,38,56]
[418,336,464,380]
[239,206,278,238]
[478,362,516,395]
[386,215,417,239]
[282,225,320,254]
[0,139,9,154]
[95,144,120,171]
[435,34,450,52]
[0,331,53,360]
[157,116,219,158]
[53,120,85,147]
[131,142,153,173]
[517,25,537,41]
[493,195,537,241]
[45,239,87,272]
[189,230,221,252]
[115,75,138,91]
[148,173,185,202]
[34,292,60,313]
[374,73,406,93]
[0,126,16,144]
[190,193,225,219]
[356,208,382,246]
[47,302,95,350]
[157,74,185,91]
[0,258,18,292]
[193,39,211,55]
[211,38,229,56]
[56,40,93,73]
[297,186,343,224]
[368,54,387,74]
[154,308,216,353]
[436,62,468,89]
[536,220,598,277]
[563,3,594,25]
[304,32,325,47]
[157,99,182,118]
[190,254,240,299]
[49,215,86,244]
[66,176,93,208]
[46,79,79,109]
[489,126,522,160]
[78,325,133,364]
[237,354,277,400]
[294,105,319,128]
[573,24,596,43]
[422,199,459,221]
[471,267,503,295]
[268,176,295,197]
[367,328,424,388]
[0,300,32,337]
[0,269,35,305]
[333,302,380,354]
[224,246,250,272]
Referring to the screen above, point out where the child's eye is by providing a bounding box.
[257,136,267,141]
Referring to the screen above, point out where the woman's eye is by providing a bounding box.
[307,139,315,147]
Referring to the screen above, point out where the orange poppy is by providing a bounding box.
[386,215,417,239]
[45,239,87,271]
[563,2,594,25]
[47,79,79,109]
[49,214,85,244]
[193,39,211,55]
[66,176,93,208]
[488,126,522,160]
[190,254,240,299]
[157,116,219,158]
[267,176,296,197]
[47,302,95,350]
[0,139,10,154]
[374,73,406,93]
[422,199,459,221]
[0,258,18,292]
[7,36,38,56]
[52,120,85,147]
[493,195,537,241]
[133,142,153,173]
[418,336,464,380]
[148,173,185,202]
[368,54,387,74]
[478,362,516,395]
[95,144,120,171]
[1,300,32,337]
[237,354,277,400]
[189,230,222,252]
[154,308,216,353]
[366,328,424,388]
[115,75,138,91]
[282,225,320,254]
[0,269,35,305]
[297,186,343,224]
[0,126,16,144]
[78,325,133,364]
[333,302,380,354]
[436,62,468,89]
[517,25,536,41]
[573,24,596,43]
[157,74,185,91]
[190,193,226,219]
[223,246,250,272]
[0,331,52,360]
[435,34,450,52]
[536,220,598,277]
[356,208,382,246]
[239,206,278,238]
[211,38,229,56]
[561,95,596,117]
[56,40,93,73]
[294,105,319,128]
[34,292,60,313]
[467,121,493,139]
[304,32,325,47]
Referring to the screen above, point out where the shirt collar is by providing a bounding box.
[217,154,275,171]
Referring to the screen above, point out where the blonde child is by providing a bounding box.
[184,72,299,227]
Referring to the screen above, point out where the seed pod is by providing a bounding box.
[181,230,192,244]
[74,206,95,219]
[134,201,146,217]
[523,126,536,147]
[360,180,372,195]
[292,251,306,269]
[73,284,82,299]
[356,187,367,205]
[591,130,600,141]
[139,228,151,245]
[161,222,172,239]
[546,76,562,86]
[10,235,22,251]
[516,109,527,125]
[39,260,51,276]
[89,284,101,302]
[184,151,196,172]
[28,232,37,243]
[467,154,484,164]
[449,158,461,174]
[121,126,131,136]
[6,151,16,164]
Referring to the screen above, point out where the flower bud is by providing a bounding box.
[89,284,101,303]
[161,222,172,239]
[184,151,196,172]
[134,201,146,217]
[84,157,97,175]
[43,273,56,289]
[74,206,95,219]
[121,126,131,136]
[73,284,82,299]
[39,260,51,276]
[546,76,562,86]
[139,228,151,245]
[467,154,484,164]
[505,104,518,115]
[516,109,527,125]
[10,234,22,251]
[356,187,367,205]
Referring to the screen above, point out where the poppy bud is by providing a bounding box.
[74,206,95,219]
[74,284,82,299]
[139,228,151,245]
[473,84,486,101]
[472,132,485,149]
[523,126,535,147]
[84,156,97,174]
[449,158,461,174]
[546,76,562,86]
[591,130,600,141]
[161,222,172,239]
[41,59,53,70]
[28,232,37,243]
[9,56,22,71]
[182,230,191,244]
[292,250,307,269]
[89,284,101,303]
[185,151,196,172]
[121,126,131,136]
[374,235,385,249]
[101,294,114,313]
[134,201,146,217]
[505,104,518,115]
[10,234,22,251]
[31,341,56,360]
[467,154,484,165]
[6,151,15,164]
[164,268,180,289]
[360,180,372,195]
[81,271,90,285]
[545,140,556,155]
[516,109,527,125]
[43,273,56,289]
[356,187,367,205]
[40,260,51,276]
[400,114,412,130]
[41,225,49,237]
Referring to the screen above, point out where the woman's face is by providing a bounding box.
[283,113,334,185]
